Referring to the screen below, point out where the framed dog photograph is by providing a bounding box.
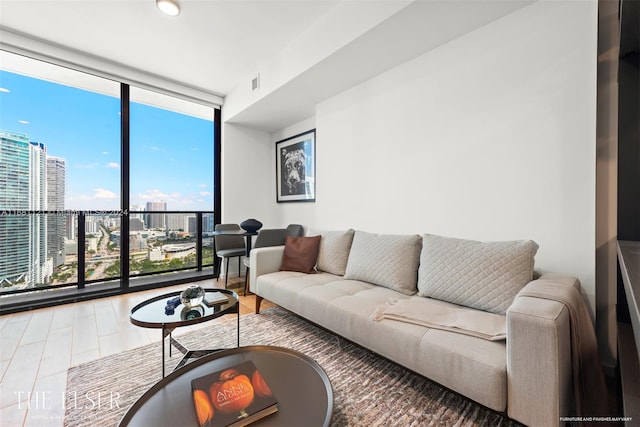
[276,129,316,203]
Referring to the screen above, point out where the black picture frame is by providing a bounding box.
[276,129,316,203]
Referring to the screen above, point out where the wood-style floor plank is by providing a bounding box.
[0,277,273,427]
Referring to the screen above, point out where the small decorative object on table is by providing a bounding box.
[240,219,263,233]
[191,360,278,427]
[181,285,205,308]
[165,296,182,315]
[181,305,205,320]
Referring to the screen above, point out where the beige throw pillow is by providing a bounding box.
[313,229,355,276]
[418,234,538,314]
[344,231,421,295]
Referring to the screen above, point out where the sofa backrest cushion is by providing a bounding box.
[344,231,422,295]
[280,236,322,274]
[417,234,539,314]
[310,229,355,276]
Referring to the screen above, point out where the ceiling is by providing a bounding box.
[0,0,536,131]
[0,0,343,96]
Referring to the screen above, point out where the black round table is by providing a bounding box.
[118,346,333,427]
[130,288,239,377]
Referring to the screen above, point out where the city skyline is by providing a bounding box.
[0,69,215,212]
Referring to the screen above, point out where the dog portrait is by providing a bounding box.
[276,130,315,202]
[282,148,306,195]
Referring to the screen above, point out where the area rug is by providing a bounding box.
[64,307,520,426]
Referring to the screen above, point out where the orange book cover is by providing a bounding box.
[191,360,278,427]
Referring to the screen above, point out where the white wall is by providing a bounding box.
[221,122,275,226]
[220,119,317,277]
[263,1,599,311]
[222,118,318,230]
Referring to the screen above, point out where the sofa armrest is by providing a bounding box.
[506,274,579,426]
[249,246,284,294]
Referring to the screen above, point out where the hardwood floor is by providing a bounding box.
[0,277,274,427]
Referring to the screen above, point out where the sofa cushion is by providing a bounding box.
[418,234,538,314]
[311,229,355,276]
[280,235,321,274]
[344,231,421,295]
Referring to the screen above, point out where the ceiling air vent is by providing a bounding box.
[251,74,260,91]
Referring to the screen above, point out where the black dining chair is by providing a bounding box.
[286,224,305,237]
[214,224,246,289]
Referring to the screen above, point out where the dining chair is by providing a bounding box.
[214,224,246,289]
[286,224,305,237]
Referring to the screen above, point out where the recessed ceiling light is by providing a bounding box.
[156,0,180,17]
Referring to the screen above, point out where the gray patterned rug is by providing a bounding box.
[64,307,520,426]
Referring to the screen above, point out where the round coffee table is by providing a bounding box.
[118,346,333,427]
[130,288,239,377]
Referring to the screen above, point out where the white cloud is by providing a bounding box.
[105,162,120,169]
[0,87,10,93]
[18,120,29,124]
[69,189,116,202]
[94,189,117,199]
[138,189,170,200]
[133,188,214,210]
[172,199,195,207]
[102,151,109,155]
[198,184,208,188]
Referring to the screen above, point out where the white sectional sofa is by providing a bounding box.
[249,229,584,426]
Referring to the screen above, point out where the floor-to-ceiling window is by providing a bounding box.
[0,51,218,308]
[0,51,120,292]
[129,87,215,277]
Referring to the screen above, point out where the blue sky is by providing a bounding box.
[0,70,214,211]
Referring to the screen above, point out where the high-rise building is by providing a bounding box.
[65,213,76,241]
[130,217,144,231]
[130,204,144,226]
[85,216,100,235]
[187,216,197,234]
[166,213,195,232]
[0,130,48,288]
[47,156,66,267]
[145,201,167,229]
[202,213,214,233]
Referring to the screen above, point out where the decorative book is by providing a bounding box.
[191,360,278,427]
[203,292,229,308]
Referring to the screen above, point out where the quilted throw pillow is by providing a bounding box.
[280,236,321,274]
[313,229,355,276]
[344,231,421,295]
[417,234,539,314]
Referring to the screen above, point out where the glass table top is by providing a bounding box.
[130,288,238,328]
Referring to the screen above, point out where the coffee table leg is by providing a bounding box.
[161,327,166,378]
[161,325,177,378]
